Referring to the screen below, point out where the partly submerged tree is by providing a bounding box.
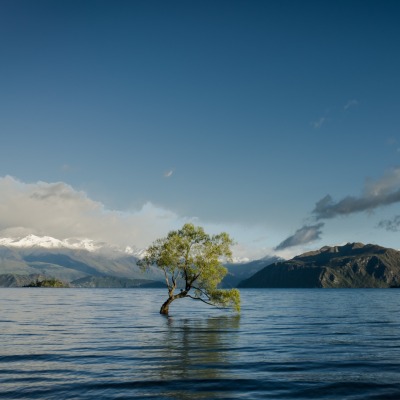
[138,223,240,315]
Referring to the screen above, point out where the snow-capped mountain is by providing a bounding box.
[0,234,144,257]
[0,235,97,251]
[0,234,163,287]
[0,234,273,288]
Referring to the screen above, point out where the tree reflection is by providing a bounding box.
[158,315,241,397]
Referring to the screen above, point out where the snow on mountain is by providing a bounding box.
[0,235,66,249]
[0,235,260,262]
[230,256,251,264]
[124,246,148,258]
[0,234,142,255]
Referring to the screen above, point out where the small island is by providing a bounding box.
[24,278,69,288]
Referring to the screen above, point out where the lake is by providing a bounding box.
[1,288,400,399]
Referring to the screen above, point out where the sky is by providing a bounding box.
[1,0,400,260]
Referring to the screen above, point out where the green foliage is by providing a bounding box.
[25,277,68,288]
[138,223,241,314]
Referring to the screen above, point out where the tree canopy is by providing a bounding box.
[138,223,240,315]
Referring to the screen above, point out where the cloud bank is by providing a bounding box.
[0,175,275,260]
[277,167,400,251]
[275,223,324,250]
[313,167,400,219]
[0,176,185,249]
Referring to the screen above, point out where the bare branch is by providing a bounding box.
[163,268,171,291]
[189,272,201,286]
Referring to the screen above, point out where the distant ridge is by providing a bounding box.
[0,234,164,287]
[0,234,265,288]
[0,274,46,287]
[71,276,166,288]
[239,243,400,288]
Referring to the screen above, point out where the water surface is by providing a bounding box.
[1,288,400,399]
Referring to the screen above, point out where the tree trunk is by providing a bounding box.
[159,291,188,315]
[160,296,174,315]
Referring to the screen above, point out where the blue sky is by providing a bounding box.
[1,0,400,260]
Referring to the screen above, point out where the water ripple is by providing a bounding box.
[1,288,400,399]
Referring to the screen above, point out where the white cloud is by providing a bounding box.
[164,169,174,178]
[0,176,185,249]
[0,175,279,260]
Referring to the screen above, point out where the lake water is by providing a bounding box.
[1,288,400,399]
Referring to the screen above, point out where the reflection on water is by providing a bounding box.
[162,315,241,381]
[150,315,242,399]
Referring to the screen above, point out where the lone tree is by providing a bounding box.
[138,223,240,315]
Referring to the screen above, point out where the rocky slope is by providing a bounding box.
[239,242,400,288]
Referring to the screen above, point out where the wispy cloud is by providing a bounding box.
[377,215,400,232]
[275,223,324,250]
[164,169,174,178]
[311,99,358,130]
[61,164,71,172]
[344,99,359,110]
[312,117,326,129]
[313,167,400,219]
[385,137,400,153]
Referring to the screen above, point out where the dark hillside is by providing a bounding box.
[239,243,400,288]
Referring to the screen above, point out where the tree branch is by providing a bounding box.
[163,268,172,292]
[184,270,189,290]
[192,285,211,300]
[186,294,229,309]
[189,272,201,286]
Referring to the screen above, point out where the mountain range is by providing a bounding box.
[0,234,143,256]
[2,235,398,289]
[0,235,270,288]
[0,235,163,287]
[239,242,400,288]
